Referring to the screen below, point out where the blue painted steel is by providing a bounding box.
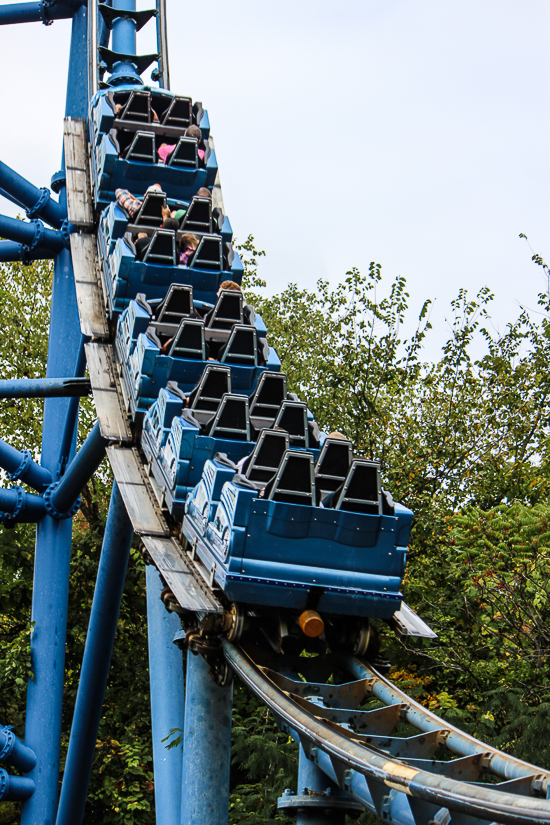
[0,438,52,492]
[0,214,66,252]
[309,744,414,825]
[181,653,233,825]
[295,745,346,825]
[56,482,134,825]
[22,10,88,820]
[0,486,46,523]
[145,566,185,825]
[0,163,65,228]
[0,727,37,773]
[56,339,88,477]
[0,241,55,263]
[0,770,35,802]
[0,2,75,26]
[0,377,91,399]
[47,420,107,514]
[65,2,89,120]
[108,0,142,86]
[0,185,26,209]
[112,0,137,56]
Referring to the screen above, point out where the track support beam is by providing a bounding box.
[55,481,134,825]
[146,566,185,825]
[0,377,91,399]
[181,653,233,825]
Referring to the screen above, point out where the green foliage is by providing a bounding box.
[0,260,52,455]
[230,683,297,822]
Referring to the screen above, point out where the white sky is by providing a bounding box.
[1,0,549,357]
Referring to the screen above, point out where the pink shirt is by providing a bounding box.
[158,144,176,164]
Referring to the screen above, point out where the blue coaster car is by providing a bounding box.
[118,288,280,419]
[115,284,262,364]
[90,86,216,208]
[99,190,243,316]
[183,439,413,621]
[145,370,322,517]
[100,194,233,257]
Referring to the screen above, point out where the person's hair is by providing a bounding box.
[162,217,179,231]
[179,233,199,250]
[196,187,212,199]
[185,125,202,140]
[219,280,241,292]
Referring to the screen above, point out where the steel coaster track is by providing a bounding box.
[43,12,550,825]
[63,101,550,825]
[223,642,550,825]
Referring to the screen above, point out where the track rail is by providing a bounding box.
[223,641,550,825]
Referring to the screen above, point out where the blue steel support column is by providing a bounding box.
[295,746,346,825]
[181,653,233,825]
[21,252,81,825]
[146,566,185,825]
[55,482,134,825]
[107,0,142,85]
[112,0,136,55]
[21,4,88,824]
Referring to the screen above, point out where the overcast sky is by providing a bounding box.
[1,0,549,357]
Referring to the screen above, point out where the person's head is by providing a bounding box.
[218,280,241,293]
[146,183,163,194]
[195,187,212,200]
[179,233,199,251]
[327,431,348,441]
[185,125,202,141]
[162,217,179,231]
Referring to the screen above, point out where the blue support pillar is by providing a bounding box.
[56,338,88,476]
[0,1,80,26]
[48,420,107,513]
[112,0,136,56]
[146,566,185,825]
[106,0,142,86]
[55,482,134,825]
[181,653,233,825]
[295,746,346,825]
[21,6,88,819]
